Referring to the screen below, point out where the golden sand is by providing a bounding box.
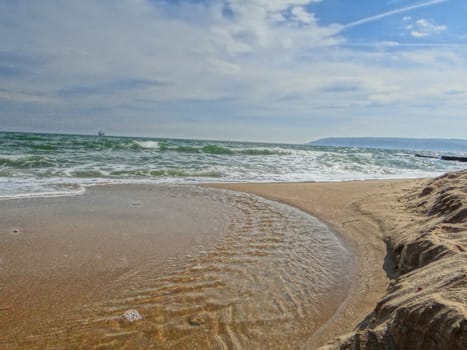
[1,172,465,349]
[212,170,466,349]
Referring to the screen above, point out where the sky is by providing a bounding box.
[0,0,466,143]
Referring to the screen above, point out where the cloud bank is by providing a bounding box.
[0,0,465,142]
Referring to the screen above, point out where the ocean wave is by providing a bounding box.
[29,144,59,151]
[109,169,222,178]
[201,144,233,154]
[6,133,48,141]
[157,143,202,153]
[0,155,56,168]
[132,140,160,149]
[238,148,288,156]
[64,168,223,179]
[0,177,86,200]
[82,138,140,151]
[70,170,105,178]
[158,143,288,156]
[0,187,86,200]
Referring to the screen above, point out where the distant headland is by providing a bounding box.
[309,137,467,153]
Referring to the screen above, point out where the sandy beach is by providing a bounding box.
[212,170,466,349]
[1,172,465,349]
[210,179,408,347]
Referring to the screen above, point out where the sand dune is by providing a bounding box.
[319,170,467,349]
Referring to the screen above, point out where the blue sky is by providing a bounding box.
[0,0,466,143]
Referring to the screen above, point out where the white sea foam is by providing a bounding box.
[0,178,86,200]
[133,140,160,149]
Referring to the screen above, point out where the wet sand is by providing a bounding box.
[210,179,412,347]
[1,183,354,349]
[0,185,232,347]
[213,171,466,349]
[2,177,462,349]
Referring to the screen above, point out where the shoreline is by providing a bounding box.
[209,179,412,348]
[0,172,449,202]
[210,170,466,349]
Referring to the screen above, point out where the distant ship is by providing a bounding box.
[97,130,105,137]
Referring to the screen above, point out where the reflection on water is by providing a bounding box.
[3,187,352,349]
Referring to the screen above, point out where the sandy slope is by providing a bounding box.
[320,170,467,350]
[211,179,408,347]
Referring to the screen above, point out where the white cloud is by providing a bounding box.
[291,6,316,24]
[216,0,338,52]
[410,19,447,38]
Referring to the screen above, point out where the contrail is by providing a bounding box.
[341,0,448,31]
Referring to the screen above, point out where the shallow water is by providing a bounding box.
[0,185,352,349]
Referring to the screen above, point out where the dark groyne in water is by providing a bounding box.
[415,154,467,162]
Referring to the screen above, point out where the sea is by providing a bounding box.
[1,131,466,199]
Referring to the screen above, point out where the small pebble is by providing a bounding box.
[122,309,143,323]
[10,228,21,236]
[188,316,205,326]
